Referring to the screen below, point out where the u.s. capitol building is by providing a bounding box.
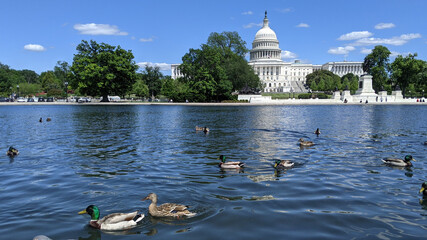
[172,11,363,93]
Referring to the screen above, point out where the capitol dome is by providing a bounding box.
[254,14,278,41]
[250,11,282,62]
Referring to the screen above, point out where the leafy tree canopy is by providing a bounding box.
[390,53,426,96]
[70,40,138,102]
[363,45,391,92]
[177,31,260,102]
[140,65,163,97]
[207,31,248,58]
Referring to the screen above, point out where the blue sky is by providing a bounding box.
[1,0,426,75]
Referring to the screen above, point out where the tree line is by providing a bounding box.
[306,45,426,97]
[306,70,359,93]
[363,45,426,97]
[0,31,261,102]
[1,37,425,101]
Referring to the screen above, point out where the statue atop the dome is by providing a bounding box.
[265,10,267,18]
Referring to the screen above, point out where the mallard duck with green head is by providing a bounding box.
[6,146,19,157]
[382,155,416,167]
[142,193,196,218]
[218,155,244,169]
[78,205,144,231]
[274,160,294,169]
[299,138,315,147]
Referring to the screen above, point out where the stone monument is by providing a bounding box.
[353,74,378,102]
[378,86,387,102]
[341,85,352,102]
[392,85,403,101]
[332,87,341,101]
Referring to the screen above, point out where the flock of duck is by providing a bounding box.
[6,125,426,235]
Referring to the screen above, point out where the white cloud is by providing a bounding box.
[278,8,292,13]
[360,48,372,54]
[137,62,171,71]
[390,51,413,58]
[375,23,395,29]
[243,22,262,29]
[140,37,154,42]
[296,23,309,28]
[338,31,373,41]
[242,11,253,15]
[24,44,46,52]
[281,51,297,59]
[328,46,355,55]
[73,23,128,36]
[353,33,421,46]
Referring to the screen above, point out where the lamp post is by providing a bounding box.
[423,90,425,98]
[409,90,411,99]
[16,85,19,98]
[64,82,68,102]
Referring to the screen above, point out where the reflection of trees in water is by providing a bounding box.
[70,106,141,179]
[71,106,139,157]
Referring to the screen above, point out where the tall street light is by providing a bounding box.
[17,85,19,98]
[65,82,68,102]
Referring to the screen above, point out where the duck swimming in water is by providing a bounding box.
[78,205,144,231]
[218,155,244,169]
[314,128,321,135]
[195,126,209,133]
[273,160,294,169]
[382,155,416,167]
[6,146,19,157]
[420,182,427,197]
[299,138,315,147]
[142,193,196,218]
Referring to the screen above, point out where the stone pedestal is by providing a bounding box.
[341,90,352,102]
[392,90,403,102]
[378,91,387,102]
[353,74,378,102]
[333,91,341,100]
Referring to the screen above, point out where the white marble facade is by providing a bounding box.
[171,11,364,93]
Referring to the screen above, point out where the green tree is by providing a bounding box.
[317,79,325,91]
[18,82,41,96]
[306,70,341,91]
[20,69,39,84]
[341,73,359,93]
[310,81,318,91]
[223,54,260,91]
[206,31,260,91]
[132,79,149,98]
[70,40,138,102]
[207,31,248,58]
[54,61,70,85]
[161,76,191,102]
[40,71,60,92]
[363,45,391,92]
[180,45,227,102]
[390,53,426,97]
[141,65,163,98]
